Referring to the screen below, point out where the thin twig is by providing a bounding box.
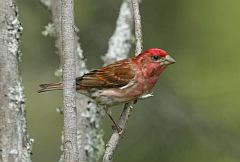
[132,0,143,55]
[103,103,133,162]
[103,0,143,161]
[61,0,78,161]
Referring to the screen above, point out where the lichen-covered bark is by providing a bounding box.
[76,97,105,162]
[102,0,133,65]
[44,0,105,161]
[0,0,32,162]
[61,0,79,161]
[74,29,105,162]
[131,0,143,55]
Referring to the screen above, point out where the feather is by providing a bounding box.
[76,59,136,90]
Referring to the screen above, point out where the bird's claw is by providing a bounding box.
[139,92,154,99]
[112,125,122,134]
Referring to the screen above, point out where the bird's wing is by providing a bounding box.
[76,59,136,89]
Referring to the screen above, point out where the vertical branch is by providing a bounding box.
[61,0,78,161]
[103,0,143,161]
[41,0,105,161]
[132,0,143,55]
[0,0,32,161]
[50,0,104,161]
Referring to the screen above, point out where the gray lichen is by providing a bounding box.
[102,1,133,65]
[77,96,105,162]
[75,33,88,77]
[0,2,32,161]
[27,137,34,154]
[8,81,25,112]
[5,79,31,162]
[84,128,105,162]
[42,23,56,37]
[7,8,23,60]
[81,102,105,128]
[40,0,52,10]
[54,68,63,77]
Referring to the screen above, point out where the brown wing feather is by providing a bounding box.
[76,59,135,89]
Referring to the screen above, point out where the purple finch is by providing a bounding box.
[38,48,175,131]
[39,48,175,105]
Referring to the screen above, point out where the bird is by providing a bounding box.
[38,48,176,132]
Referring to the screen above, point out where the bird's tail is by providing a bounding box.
[38,82,63,93]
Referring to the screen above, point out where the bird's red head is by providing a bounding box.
[144,48,168,57]
[136,48,176,66]
[132,48,176,91]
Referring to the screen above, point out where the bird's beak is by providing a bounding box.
[164,55,176,65]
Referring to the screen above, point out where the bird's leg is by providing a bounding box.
[104,107,122,133]
[133,99,138,104]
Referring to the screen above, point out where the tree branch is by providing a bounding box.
[44,0,105,161]
[0,0,32,161]
[61,0,78,161]
[132,0,143,55]
[103,103,133,162]
[103,0,143,161]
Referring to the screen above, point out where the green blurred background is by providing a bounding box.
[17,0,240,161]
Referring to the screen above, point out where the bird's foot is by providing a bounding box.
[112,125,123,134]
[139,92,154,99]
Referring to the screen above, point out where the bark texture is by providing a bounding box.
[61,0,79,161]
[102,0,133,65]
[0,0,32,162]
[132,0,143,55]
[44,0,105,161]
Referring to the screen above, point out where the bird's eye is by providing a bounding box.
[151,55,161,61]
